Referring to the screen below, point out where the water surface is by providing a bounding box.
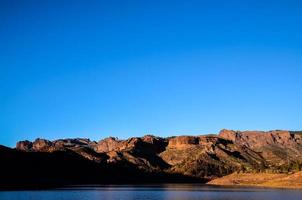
[1,184,302,200]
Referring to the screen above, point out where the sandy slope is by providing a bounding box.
[207,172,302,189]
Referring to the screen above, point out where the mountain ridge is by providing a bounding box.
[1,129,302,188]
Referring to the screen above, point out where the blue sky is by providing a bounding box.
[1,0,302,147]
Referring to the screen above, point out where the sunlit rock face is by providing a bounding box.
[32,139,52,151]
[167,136,199,148]
[219,129,302,148]
[95,137,121,152]
[219,129,302,166]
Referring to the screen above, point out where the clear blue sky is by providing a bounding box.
[1,0,302,147]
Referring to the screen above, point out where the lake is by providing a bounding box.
[1,184,302,200]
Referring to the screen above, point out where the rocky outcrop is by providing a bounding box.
[95,137,121,152]
[167,136,199,148]
[32,139,52,151]
[16,140,32,151]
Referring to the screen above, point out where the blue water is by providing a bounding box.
[1,185,302,200]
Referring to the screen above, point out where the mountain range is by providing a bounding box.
[1,129,302,189]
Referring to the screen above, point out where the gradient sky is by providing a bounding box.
[1,0,302,147]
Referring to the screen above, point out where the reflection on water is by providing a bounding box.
[0,184,302,200]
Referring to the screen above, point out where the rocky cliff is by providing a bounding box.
[219,129,302,169]
[2,129,302,188]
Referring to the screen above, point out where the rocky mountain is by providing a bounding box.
[1,129,302,188]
